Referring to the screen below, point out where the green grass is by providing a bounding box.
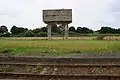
[0,38,120,56]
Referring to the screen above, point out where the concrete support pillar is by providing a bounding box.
[47,24,52,40]
[64,24,68,39]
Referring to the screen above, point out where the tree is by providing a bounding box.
[40,27,47,32]
[10,25,17,34]
[18,27,28,34]
[117,28,120,34]
[82,27,93,34]
[76,27,82,33]
[99,27,115,34]
[32,28,41,34]
[58,24,65,34]
[76,27,93,34]
[0,25,8,33]
[51,24,58,33]
[69,26,76,32]
[11,25,28,35]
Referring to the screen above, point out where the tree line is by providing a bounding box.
[0,24,120,37]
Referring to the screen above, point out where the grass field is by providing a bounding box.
[0,37,120,56]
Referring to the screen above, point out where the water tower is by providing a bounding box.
[43,9,72,40]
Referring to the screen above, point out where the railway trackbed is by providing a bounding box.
[0,72,120,80]
[0,63,120,79]
[1,57,120,79]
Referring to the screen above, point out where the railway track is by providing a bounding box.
[1,56,120,79]
[0,72,120,80]
[0,63,120,79]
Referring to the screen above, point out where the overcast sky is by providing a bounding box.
[0,0,120,30]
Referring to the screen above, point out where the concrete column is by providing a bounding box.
[64,24,68,39]
[47,24,52,40]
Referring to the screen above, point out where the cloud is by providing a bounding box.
[72,0,118,30]
[0,0,119,30]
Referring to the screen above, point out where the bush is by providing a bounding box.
[24,30,35,37]
[16,32,25,37]
[52,33,60,37]
[35,32,47,37]
[0,32,11,37]
[4,32,11,37]
[0,33,3,37]
[96,36,105,40]
[69,31,79,37]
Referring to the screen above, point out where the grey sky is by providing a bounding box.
[0,0,119,30]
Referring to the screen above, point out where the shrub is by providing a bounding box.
[96,36,105,40]
[35,32,47,37]
[69,31,79,37]
[4,32,11,37]
[24,31,35,37]
[52,33,60,37]
[0,32,11,37]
